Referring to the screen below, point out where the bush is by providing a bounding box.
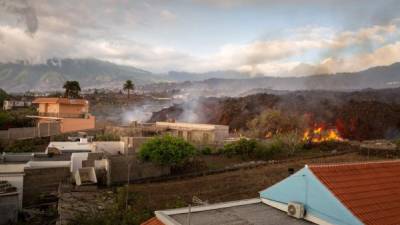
[3,138,49,153]
[138,135,196,166]
[393,138,400,150]
[221,135,304,160]
[221,138,259,158]
[200,146,213,155]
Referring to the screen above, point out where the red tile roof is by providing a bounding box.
[140,217,165,225]
[33,98,87,105]
[309,161,400,225]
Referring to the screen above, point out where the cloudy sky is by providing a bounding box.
[1,0,400,76]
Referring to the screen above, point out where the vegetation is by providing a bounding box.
[221,135,305,160]
[138,135,196,166]
[0,108,36,129]
[123,80,135,99]
[246,109,306,139]
[94,133,120,141]
[63,80,81,98]
[0,88,8,107]
[1,138,49,153]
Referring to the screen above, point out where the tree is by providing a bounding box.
[138,135,196,166]
[0,88,8,108]
[123,80,135,99]
[247,109,306,139]
[63,81,81,98]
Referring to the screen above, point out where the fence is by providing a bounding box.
[0,123,61,140]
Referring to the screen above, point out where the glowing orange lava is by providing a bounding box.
[303,127,343,143]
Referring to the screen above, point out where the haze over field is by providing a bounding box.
[1,0,400,90]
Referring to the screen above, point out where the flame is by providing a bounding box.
[303,127,343,143]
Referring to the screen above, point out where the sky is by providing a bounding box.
[1,0,400,76]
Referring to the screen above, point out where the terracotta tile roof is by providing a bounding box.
[309,161,400,225]
[140,217,165,225]
[33,98,87,105]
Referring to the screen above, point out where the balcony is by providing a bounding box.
[38,112,86,118]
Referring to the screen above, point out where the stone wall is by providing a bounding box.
[107,155,170,185]
[23,167,71,206]
[0,193,18,225]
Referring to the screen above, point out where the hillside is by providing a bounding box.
[0,58,160,92]
[150,88,400,140]
[143,62,400,96]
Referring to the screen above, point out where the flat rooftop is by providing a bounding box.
[156,199,313,225]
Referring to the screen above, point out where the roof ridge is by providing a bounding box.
[307,159,400,168]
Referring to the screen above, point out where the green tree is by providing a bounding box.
[138,135,196,166]
[63,81,81,98]
[0,88,8,108]
[123,80,135,99]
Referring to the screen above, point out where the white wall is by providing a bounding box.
[0,164,25,209]
[93,142,125,155]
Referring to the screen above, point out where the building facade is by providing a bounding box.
[28,98,95,133]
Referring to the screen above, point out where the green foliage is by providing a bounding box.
[94,133,120,141]
[2,138,49,153]
[138,135,196,166]
[247,109,306,139]
[63,80,81,98]
[221,134,305,160]
[201,146,213,155]
[0,88,8,107]
[221,138,260,158]
[393,138,400,150]
[123,80,135,98]
[0,108,36,129]
[0,111,12,127]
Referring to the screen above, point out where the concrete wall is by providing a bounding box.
[93,141,125,155]
[107,155,170,185]
[60,115,95,133]
[23,167,70,206]
[0,193,19,225]
[0,175,24,209]
[0,122,61,140]
[59,104,88,114]
[121,136,152,154]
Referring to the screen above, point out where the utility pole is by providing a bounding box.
[125,160,131,211]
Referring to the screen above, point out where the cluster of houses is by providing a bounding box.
[0,97,232,224]
[2,97,399,225]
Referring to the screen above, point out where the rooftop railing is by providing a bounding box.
[38,112,86,118]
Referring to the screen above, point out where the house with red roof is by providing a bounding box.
[142,160,400,225]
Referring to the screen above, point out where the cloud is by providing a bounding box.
[160,9,177,21]
[0,0,399,78]
[0,0,38,35]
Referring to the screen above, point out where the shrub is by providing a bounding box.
[201,146,213,155]
[3,138,49,153]
[138,135,196,166]
[221,135,304,160]
[393,138,400,150]
[221,138,259,158]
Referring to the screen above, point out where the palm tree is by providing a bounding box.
[63,81,81,98]
[123,80,135,99]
